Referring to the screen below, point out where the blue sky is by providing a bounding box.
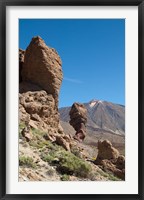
[19,19,125,108]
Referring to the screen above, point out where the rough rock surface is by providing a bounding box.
[94,140,125,180]
[19,49,25,83]
[19,36,63,134]
[19,89,60,132]
[95,140,119,162]
[21,36,62,105]
[69,103,87,142]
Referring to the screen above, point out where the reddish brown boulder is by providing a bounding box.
[94,140,125,180]
[95,140,119,164]
[116,155,125,170]
[69,103,87,142]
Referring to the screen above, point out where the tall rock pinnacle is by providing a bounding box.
[69,102,87,142]
[19,36,63,133]
[21,36,63,105]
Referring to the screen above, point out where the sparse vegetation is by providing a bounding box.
[29,140,49,149]
[31,127,46,136]
[42,154,55,163]
[19,156,36,168]
[41,144,92,178]
[98,169,121,181]
[19,122,26,138]
[19,125,122,181]
[46,168,55,176]
[61,174,70,181]
[57,151,92,178]
[71,147,82,158]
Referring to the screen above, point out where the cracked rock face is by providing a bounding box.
[19,36,63,134]
[21,36,63,106]
[69,103,87,142]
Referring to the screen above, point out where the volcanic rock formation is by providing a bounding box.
[19,49,25,83]
[69,103,87,142]
[21,36,62,106]
[94,140,125,180]
[19,36,63,135]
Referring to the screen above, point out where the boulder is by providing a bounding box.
[21,125,33,142]
[55,135,71,151]
[95,140,119,164]
[94,140,125,180]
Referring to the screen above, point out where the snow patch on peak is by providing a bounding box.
[89,99,103,108]
[89,99,98,108]
[89,101,97,108]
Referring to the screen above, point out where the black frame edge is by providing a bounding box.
[0,0,144,200]
[139,1,144,200]
[0,1,6,200]
[0,0,143,6]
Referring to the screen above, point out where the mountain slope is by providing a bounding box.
[59,99,125,136]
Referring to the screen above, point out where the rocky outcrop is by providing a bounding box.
[19,49,25,83]
[19,89,60,132]
[19,36,63,135]
[94,140,125,180]
[21,36,63,106]
[69,103,87,142]
[21,125,33,142]
[95,140,119,162]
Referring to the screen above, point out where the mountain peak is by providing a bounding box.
[89,99,103,108]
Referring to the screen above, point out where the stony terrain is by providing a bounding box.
[19,36,125,181]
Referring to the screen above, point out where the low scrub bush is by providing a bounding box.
[19,156,36,168]
[61,174,70,181]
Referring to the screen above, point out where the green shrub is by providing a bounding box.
[57,151,92,178]
[40,143,92,178]
[31,127,46,136]
[29,139,51,149]
[19,156,36,168]
[19,122,26,138]
[41,154,55,163]
[98,169,121,181]
[71,147,82,158]
[61,174,70,181]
